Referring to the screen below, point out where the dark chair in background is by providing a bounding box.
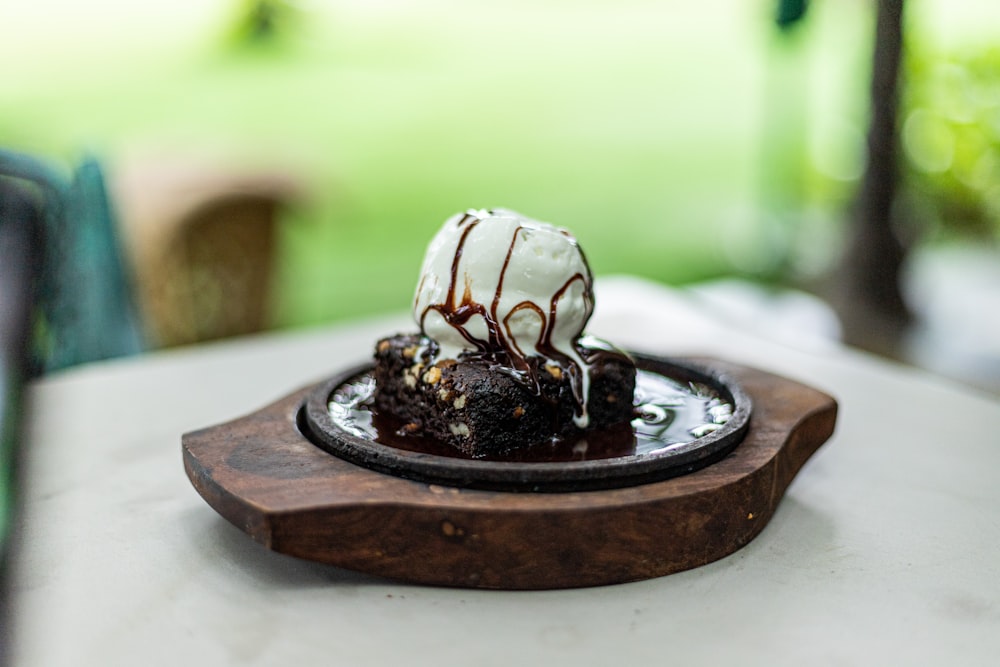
[0,176,43,667]
[1,153,143,663]
[0,149,144,373]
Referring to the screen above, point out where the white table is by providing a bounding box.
[11,277,1000,666]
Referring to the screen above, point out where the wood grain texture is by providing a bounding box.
[182,358,837,589]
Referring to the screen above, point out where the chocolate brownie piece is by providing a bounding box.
[373,333,636,457]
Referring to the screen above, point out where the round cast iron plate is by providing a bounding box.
[302,354,752,492]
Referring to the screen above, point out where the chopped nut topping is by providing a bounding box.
[423,366,441,385]
[453,394,466,409]
[437,388,454,403]
[545,364,563,380]
[606,394,617,403]
[402,345,419,359]
[377,340,390,353]
[513,406,525,419]
[448,422,470,437]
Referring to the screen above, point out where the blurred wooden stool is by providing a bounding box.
[112,158,302,347]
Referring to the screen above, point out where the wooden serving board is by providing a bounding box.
[183,358,837,589]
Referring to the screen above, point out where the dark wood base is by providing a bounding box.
[183,357,837,589]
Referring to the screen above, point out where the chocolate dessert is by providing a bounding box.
[373,208,636,457]
[373,333,635,457]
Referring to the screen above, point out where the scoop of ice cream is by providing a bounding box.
[413,208,594,370]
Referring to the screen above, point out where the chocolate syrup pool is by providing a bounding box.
[326,368,735,463]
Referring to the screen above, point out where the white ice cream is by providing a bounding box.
[413,208,596,425]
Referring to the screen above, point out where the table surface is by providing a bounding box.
[11,276,1000,666]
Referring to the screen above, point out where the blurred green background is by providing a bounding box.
[2,0,998,331]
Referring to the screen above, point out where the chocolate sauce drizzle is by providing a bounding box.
[417,210,596,422]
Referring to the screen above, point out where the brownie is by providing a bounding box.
[373,333,636,458]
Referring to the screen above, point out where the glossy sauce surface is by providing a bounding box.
[328,369,734,462]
